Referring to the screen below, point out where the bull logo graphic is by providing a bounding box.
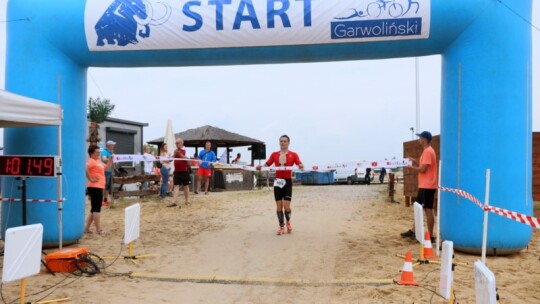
[95,0,172,47]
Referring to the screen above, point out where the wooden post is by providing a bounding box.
[387,173,397,203]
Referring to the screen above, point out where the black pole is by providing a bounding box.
[20,177,27,226]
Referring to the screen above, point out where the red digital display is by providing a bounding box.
[0,156,57,177]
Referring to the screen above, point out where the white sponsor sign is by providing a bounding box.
[439,241,454,300]
[2,224,43,283]
[413,202,424,244]
[226,172,244,183]
[474,261,497,304]
[124,203,141,245]
[85,0,430,51]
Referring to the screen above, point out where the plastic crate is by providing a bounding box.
[45,247,89,273]
[301,171,334,185]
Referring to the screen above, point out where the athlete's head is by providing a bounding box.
[205,141,212,151]
[279,135,290,150]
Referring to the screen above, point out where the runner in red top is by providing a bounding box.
[258,135,304,235]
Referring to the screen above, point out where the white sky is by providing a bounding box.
[1,2,539,166]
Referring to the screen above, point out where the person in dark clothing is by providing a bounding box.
[379,167,387,183]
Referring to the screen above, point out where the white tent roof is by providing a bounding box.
[0,89,63,127]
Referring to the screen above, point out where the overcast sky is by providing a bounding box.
[1,2,539,166]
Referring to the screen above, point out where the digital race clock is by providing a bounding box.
[0,155,58,177]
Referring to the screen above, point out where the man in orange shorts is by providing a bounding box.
[196,141,216,194]
[401,131,438,242]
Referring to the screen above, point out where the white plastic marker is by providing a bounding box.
[481,169,491,264]
[439,241,454,300]
[3,224,43,304]
[436,160,442,257]
[413,202,425,245]
[125,203,141,257]
[474,261,497,304]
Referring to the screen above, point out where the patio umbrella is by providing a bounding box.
[164,119,176,172]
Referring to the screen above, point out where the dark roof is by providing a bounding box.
[105,117,149,127]
[148,125,264,147]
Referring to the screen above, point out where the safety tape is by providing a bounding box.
[486,205,540,229]
[112,154,412,172]
[0,198,65,203]
[439,186,483,208]
[439,186,540,229]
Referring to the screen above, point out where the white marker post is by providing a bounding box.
[481,169,491,264]
[413,202,425,259]
[474,261,497,304]
[439,241,454,301]
[2,224,43,304]
[436,160,442,257]
[125,203,141,258]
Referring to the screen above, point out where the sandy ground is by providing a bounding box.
[1,184,540,303]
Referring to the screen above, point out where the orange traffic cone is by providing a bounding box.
[423,232,436,259]
[398,251,418,285]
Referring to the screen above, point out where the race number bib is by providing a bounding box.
[274,178,286,188]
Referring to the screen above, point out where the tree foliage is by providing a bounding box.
[88,97,115,123]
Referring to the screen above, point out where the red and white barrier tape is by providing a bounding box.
[439,186,483,208]
[439,186,540,229]
[0,198,65,203]
[486,205,540,229]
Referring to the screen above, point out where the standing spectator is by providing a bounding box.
[196,141,217,194]
[232,153,241,164]
[85,144,112,235]
[159,143,173,201]
[365,167,372,185]
[401,131,438,241]
[258,135,304,235]
[379,167,387,184]
[100,140,115,206]
[169,138,191,207]
[142,145,154,190]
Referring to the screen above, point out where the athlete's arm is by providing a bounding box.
[294,154,304,170]
[257,153,274,170]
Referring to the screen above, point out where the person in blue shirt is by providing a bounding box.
[101,140,115,206]
[196,141,216,194]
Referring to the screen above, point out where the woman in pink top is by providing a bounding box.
[85,144,113,235]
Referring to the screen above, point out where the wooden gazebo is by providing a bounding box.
[148,125,265,164]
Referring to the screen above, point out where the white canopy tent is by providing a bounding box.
[0,88,64,248]
[0,89,63,127]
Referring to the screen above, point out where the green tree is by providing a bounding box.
[87,97,115,145]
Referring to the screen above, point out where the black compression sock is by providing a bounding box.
[277,211,285,227]
[285,211,291,222]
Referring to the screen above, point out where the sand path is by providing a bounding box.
[1,184,539,303]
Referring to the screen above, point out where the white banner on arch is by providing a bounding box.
[85,0,430,51]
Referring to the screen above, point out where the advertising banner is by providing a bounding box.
[85,0,430,51]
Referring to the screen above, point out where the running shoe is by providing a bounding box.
[276,226,285,235]
[101,201,110,207]
[286,222,292,233]
[400,229,415,240]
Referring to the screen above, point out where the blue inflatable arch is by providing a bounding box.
[3,0,532,252]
